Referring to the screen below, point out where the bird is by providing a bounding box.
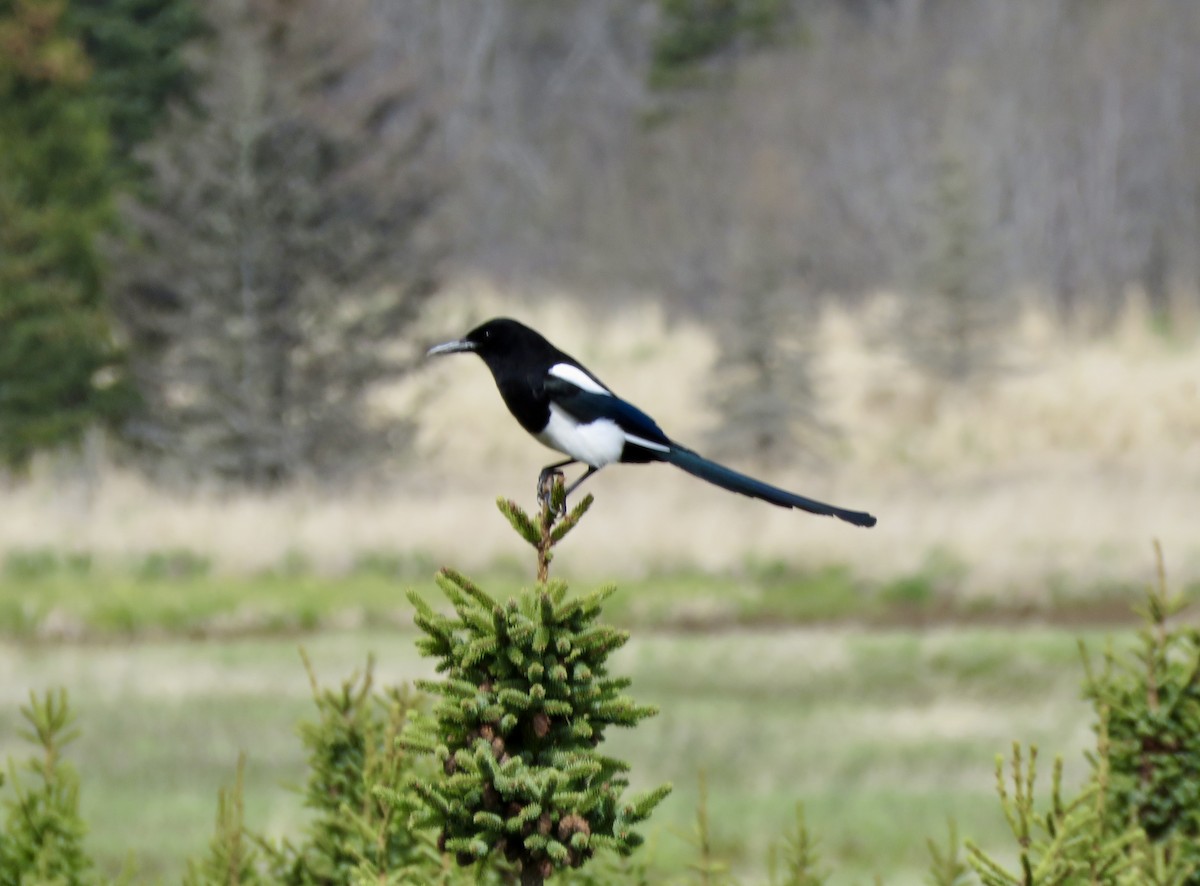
[426,318,877,528]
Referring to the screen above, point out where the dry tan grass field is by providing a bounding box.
[3,281,1197,600]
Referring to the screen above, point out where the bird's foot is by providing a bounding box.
[537,469,566,516]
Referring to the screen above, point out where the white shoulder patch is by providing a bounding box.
[623,432,670,453]
[549,363,611,396]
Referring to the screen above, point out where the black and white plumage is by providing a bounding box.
[427,318,877,528]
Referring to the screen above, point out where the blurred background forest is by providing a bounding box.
[3,0,1200,593]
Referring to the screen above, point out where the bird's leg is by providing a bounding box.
[537,459,577,510]
[562,465,599,500]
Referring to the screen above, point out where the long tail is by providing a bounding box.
[666,447,877,528]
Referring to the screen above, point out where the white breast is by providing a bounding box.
[535,404,626,467]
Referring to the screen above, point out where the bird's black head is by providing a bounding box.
[427,317,561,377]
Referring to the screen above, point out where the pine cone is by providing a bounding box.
[557,813,591,841]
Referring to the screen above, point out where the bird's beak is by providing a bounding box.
[426,339,475,358]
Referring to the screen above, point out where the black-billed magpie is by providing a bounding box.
[427,318,877,528]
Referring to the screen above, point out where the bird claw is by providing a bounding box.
[537,469,566,516]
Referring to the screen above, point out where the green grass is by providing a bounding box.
[0,537,1158,882]
[1,623,1124,884]
[0,551,1163,642]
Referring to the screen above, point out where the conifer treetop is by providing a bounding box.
[404,478,670,884]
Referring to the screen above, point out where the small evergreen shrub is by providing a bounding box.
[766,803,828,886]
[259,654,435,883]
[183,757,262,886]
[182,654,442,885]
[966,544,1200,885]
[402,483,671,884]
[1082,544,1200,880]
[0,691,100,885]
[965,742,1158,885]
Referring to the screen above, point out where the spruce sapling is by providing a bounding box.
[404,478,670,884]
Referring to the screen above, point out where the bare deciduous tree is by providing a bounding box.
[412,0,1200,328]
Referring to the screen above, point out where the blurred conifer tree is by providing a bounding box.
[0,0,129,471]
[905,107,1005,386]
[651,0,789,85]
[0,0,203,471]
[65,0,207,175]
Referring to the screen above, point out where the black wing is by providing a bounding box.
[542,376,673,457]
